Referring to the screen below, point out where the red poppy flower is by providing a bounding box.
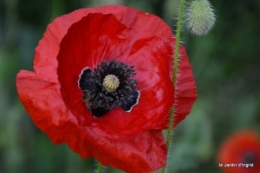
[16,5,197,173]
[217,131,260,173]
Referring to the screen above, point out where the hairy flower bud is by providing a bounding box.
[185,0,216,35]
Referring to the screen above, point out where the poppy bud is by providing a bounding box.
[185,0,216,35]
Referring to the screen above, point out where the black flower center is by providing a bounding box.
[78,60,140,118]
[243,151,257,164]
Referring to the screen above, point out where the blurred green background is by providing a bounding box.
[1,0,260,172]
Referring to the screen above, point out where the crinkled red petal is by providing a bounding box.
[16,70,167,173]
[34,5,172,83]
[217,131,260,173]
[34,5,133,83]
[88,129,167,173]
[57,10,174,140]
[160,45,197,128]
[34,5,197,133]
[16,70,91,157]
[173,46,197,126]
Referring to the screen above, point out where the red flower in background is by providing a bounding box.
[16,5,197,173]
[217,131,260,173]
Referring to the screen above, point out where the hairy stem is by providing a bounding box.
[161,0,186,172]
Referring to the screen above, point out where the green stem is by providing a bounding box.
[161,0,186,172]
[97,161,102,173]
[173,0,186,86]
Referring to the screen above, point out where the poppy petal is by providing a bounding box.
[88,129,167,173]
[57,11,175,139]
[160,45,197,128]
[34,5,139,83]
[16,70,167,172]
[16,70,91,157]
[92,37,175,139]
[173,46,197,126]
[34,5,193,139]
